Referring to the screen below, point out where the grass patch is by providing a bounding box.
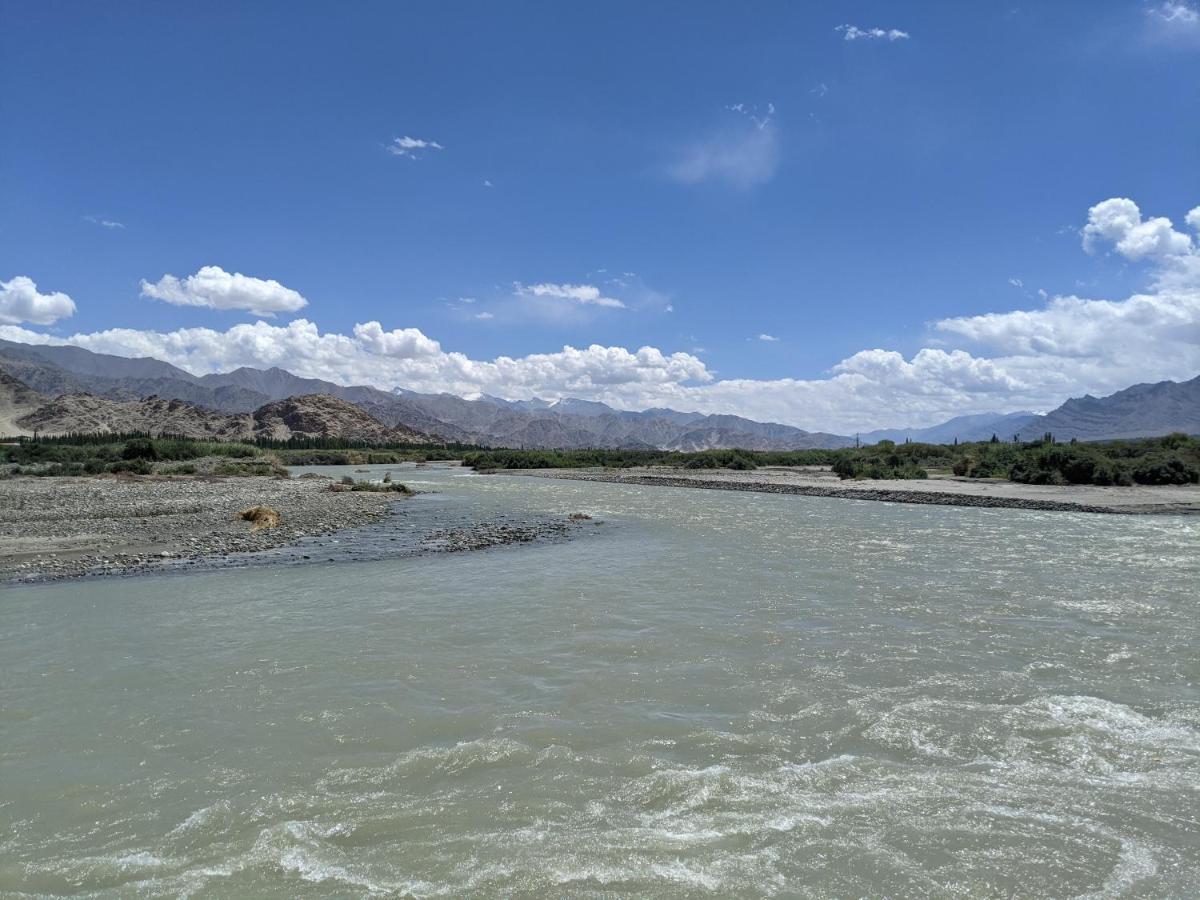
[330,476,412,494]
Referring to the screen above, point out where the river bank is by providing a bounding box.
[506,465,1200,514]
[0,474,402,582]
[0,469,587,583]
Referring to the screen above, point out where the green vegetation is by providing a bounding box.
[332,476,412,494]
[461,447,838,470]
[251,435,479,452]
[0,433,269,477]
[0,431,480,470]
[256,435,479,466]
[273,448,443,465]
[3,430,1196,486]
[463,434,1200,486]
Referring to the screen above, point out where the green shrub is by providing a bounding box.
[121,438,159,461]
[108,458,152,474]
[1131,454,1199,485]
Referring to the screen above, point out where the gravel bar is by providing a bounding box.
[507,467,1200,515]
[0,475,401,583]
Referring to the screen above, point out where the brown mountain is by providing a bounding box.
[250,394,429,443]
[0,370,47,436]
[15,394,253,439]
[12,392,433,444]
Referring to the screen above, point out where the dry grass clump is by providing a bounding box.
[238,505,282,530]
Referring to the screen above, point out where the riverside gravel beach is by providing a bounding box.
[0,465,584,583]
[509,465,1200,515]
[0,474,399,582]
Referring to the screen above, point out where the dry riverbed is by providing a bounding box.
[509,465,1200,514]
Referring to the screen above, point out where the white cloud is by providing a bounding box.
[6,196,1199,434]
[1186,205,1200,232]
[387,136,444,159]
[668,104,779,189]
[84,215,125,230]
[0,276,77,325]
[140,265,308,316]
[474,312,494,320]
[757,334,779,342]
[483,179,493,188]
[836,24,910,41]
[516,282,626,309]
[1147,1,1200,36]
[1082,197,1193,259]
[1008,277,1024,288]
[0,319,712,405]
[351,321,442,358]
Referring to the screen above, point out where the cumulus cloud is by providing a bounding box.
[757,334,779,342]
[5,197,1198,434]
[1082,197,1193,259]
[0,318,712,405]
[668,104,779,189]
[516,282,625,309]
[351,321,442,358]
[836,24,910,41]
[0,276,77,325]
[388,136,444,159]
[140,265,308,316]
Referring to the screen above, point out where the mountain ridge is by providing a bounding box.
[2,338,1197,447]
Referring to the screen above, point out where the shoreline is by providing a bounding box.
[503,466,1200,515]
[0,474,400,583]
[0,471,588,584]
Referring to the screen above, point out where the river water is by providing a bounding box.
[2,465,1198,897]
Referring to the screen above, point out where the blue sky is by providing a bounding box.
[2,1,1199,431]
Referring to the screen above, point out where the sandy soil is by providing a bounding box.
[510,466,1200,515]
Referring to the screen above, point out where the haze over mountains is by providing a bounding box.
[0,338,1197,448]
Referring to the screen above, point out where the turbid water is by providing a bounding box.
[2,465,1198,898]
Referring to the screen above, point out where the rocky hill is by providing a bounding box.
[0,370,46,436]
[15,394,251,439]
[250,394,430,443]
[10,392,434,444]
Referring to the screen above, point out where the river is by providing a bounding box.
[2,465,1197,897]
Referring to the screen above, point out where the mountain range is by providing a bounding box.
[0,337,1197,447]
[0,338,851,449]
